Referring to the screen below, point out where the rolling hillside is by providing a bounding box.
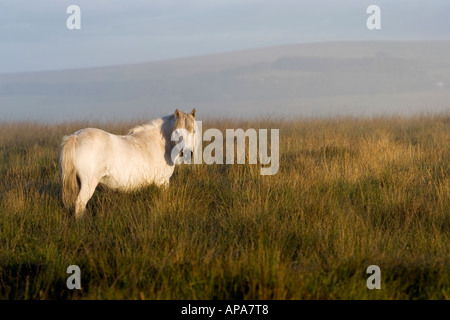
[1,41,450,121]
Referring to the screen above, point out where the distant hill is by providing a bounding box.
[1,41,450,121]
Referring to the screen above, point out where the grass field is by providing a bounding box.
[0,114,449,299]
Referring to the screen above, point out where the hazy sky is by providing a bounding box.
[1,0,449,73]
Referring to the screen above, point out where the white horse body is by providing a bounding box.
[60,109,196,218]
[74,124,174,190]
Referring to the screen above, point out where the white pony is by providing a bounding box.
[59,108,197,218]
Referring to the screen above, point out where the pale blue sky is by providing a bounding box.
[1,0,449,73]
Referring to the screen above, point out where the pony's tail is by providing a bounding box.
[60,135,79,210]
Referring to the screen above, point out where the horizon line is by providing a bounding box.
[2,38,450,76]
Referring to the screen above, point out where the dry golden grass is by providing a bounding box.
[0,114,449,299]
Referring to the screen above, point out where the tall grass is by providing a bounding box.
[0,114,449,299]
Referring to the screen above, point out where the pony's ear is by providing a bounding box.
[175,109,181,119]
[191,108,196,118]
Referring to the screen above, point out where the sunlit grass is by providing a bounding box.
[0,114,449,299]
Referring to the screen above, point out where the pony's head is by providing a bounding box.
[171,108,197,164]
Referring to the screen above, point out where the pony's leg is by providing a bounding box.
[75,176,98,219]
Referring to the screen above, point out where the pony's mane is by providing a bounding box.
[127,114,174,135]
